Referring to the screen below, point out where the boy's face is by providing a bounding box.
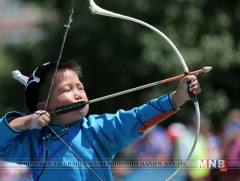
[46,69,89,125]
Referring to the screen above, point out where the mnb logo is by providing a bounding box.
[198,160,228,172]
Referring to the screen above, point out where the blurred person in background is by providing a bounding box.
[220,108,240,181]
[167,112,221,181]
[112,126,186,181]
[200,117,221,181]
[167,122,189,180]
[0,161,31,181]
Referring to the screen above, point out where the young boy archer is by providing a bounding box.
[0,61,201,181]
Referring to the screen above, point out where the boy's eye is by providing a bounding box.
[62,89,70,93]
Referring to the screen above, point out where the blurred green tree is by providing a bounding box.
[1,0,240,127]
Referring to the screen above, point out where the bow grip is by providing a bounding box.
[184,72,198,103]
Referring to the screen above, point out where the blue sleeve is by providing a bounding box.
[86,93,177,154]
[0,112,32,163]
[136,92,177,124]
[0,112,24,145]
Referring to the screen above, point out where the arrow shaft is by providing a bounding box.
[52,67,208,115]
[89,68,205,104]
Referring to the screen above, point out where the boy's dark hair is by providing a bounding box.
[25,60,82,113]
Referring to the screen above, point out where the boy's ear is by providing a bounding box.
[37,102,46,110]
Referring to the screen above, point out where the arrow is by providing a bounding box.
[51,66,212,115]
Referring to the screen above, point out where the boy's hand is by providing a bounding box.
[29,111,51,129]
[9,111,51,130]
[172,75,201,107]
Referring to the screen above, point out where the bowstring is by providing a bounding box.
[44,0,75,108]
[43,1,103,180]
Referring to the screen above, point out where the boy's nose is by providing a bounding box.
[74,93,81,100]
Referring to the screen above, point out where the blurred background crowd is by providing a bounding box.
[0,0,240,180]
[111,108,240,181]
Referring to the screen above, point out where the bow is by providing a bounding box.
[89,0,201,180]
